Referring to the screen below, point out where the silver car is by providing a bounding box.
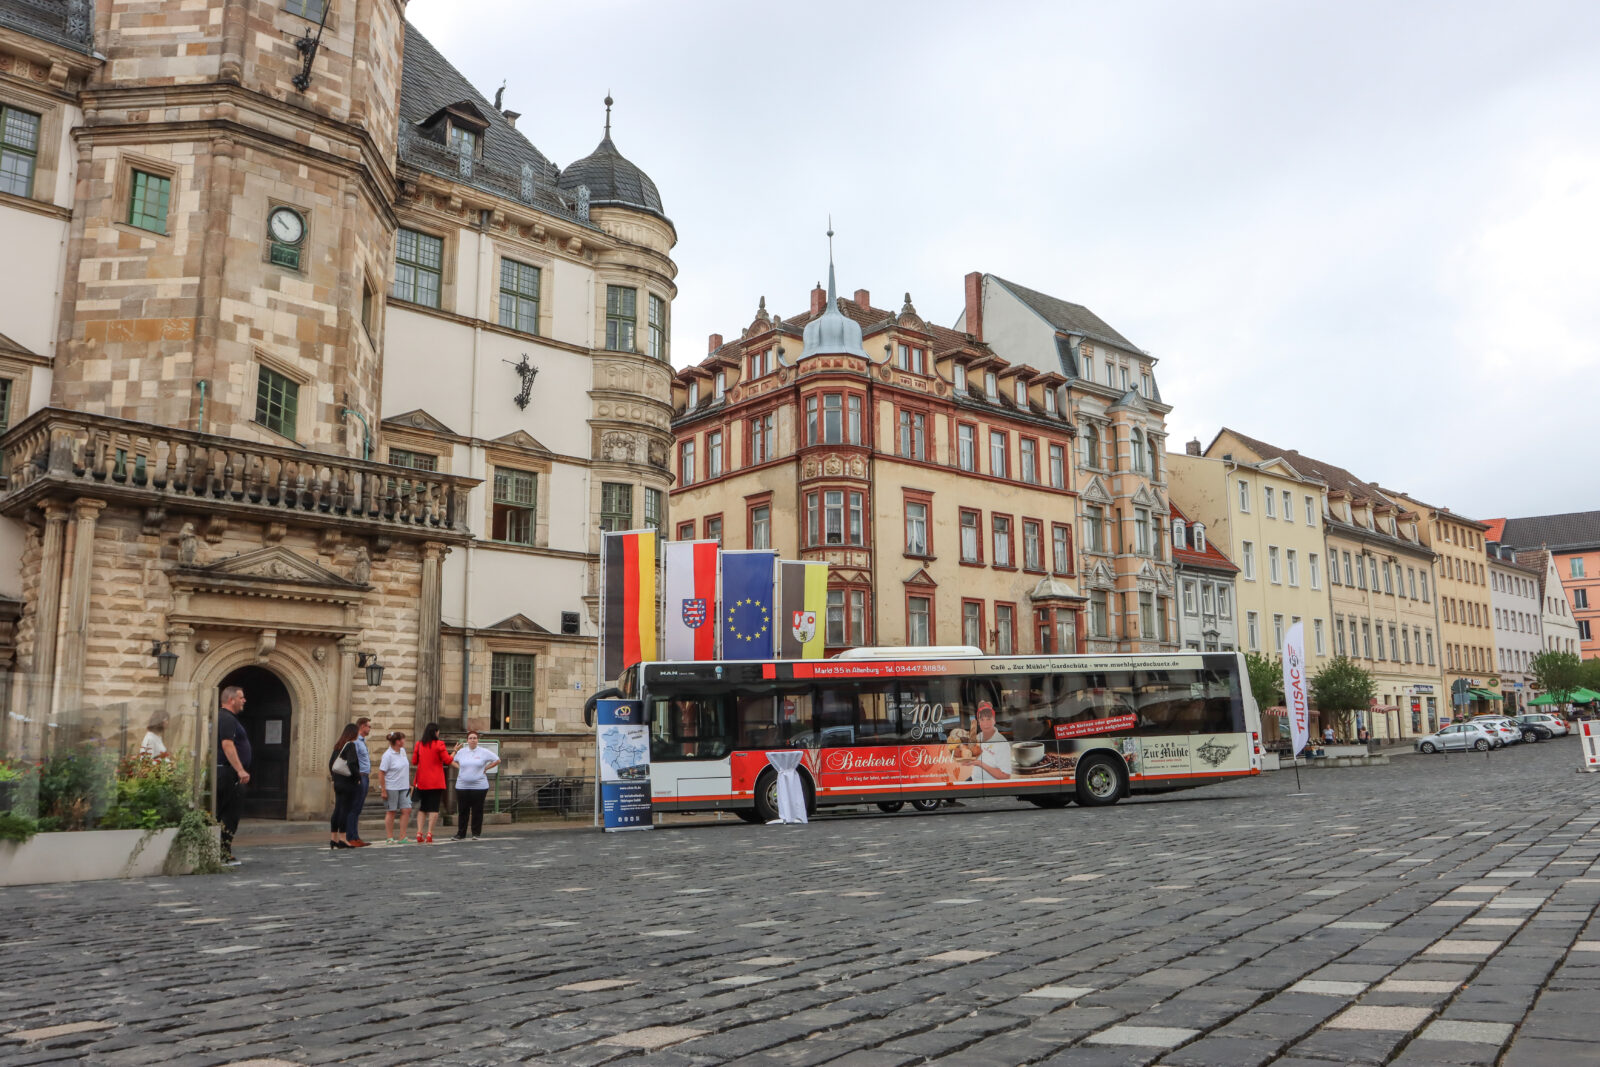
[1415,722,1498,753]
[1470,716,1521,745]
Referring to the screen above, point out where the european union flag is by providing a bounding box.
[719,550,778,660]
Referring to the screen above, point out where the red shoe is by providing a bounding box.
[350,840,369,848]
[416,834,424,844]
[425,834,434,843]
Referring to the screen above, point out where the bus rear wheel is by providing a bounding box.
[910,798,941,812]
[876,801,904,813]
[1075,755,1125,807]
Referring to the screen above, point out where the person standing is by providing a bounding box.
[140,710,169,759]
[410,722,452,844]
[451,731,500,840]
[344,717,373,847]
[329,722,361,850]
[378,731,413,844]
[216,685,251,867]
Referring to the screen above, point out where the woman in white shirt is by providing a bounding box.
[139,710,169,759]
[378,731,413,844]
[450,731,500,840]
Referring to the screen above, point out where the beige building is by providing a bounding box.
[1165,447,1332,681]
[0,2,671,815]
[1207,431,1444,739]
[670,262,1083,654]
[959,274,1176,651]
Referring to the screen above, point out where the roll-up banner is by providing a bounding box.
[596,699,652,831]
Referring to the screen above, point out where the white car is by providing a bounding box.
[1470,717,1521,745]
[1416,723,1499,753]
[1514,713,1569,739]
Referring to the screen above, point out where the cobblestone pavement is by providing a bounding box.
[5,739,1600,1066]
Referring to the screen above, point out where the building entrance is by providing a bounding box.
[220,665,292,819]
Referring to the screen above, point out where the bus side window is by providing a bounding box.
[652,696,732,760]
[817,685,856,747]
[736,689,816,749]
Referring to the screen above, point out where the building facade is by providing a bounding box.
[1169,503,1238,654]
[1165,448,1331,674]
[960,274,1176,651]
[1515,550,1582,660]
[1487,545,1544,714]
[670,264,1082,655]
[1206,430,1444,739]
[0,2,670,814]
[1496,512,1600,660]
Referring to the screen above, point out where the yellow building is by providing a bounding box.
[670,262,1083,654]
[1208,431,1444,739]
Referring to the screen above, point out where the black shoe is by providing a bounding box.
[331,841,351,850]
[452,834,466,840]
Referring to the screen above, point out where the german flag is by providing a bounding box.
[600,530,656,681]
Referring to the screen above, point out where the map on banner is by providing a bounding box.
[598,724,650,782]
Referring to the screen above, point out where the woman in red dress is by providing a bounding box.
[410,721,453,843]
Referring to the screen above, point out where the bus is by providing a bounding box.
[607,647,1263,823]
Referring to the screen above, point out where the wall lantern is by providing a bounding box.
[356,652,385,687]
[149,640,179,678]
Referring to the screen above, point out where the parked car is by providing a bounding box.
[1470,716,1521,746]
[1415,722,1499,753]
[1514,713,1568,740]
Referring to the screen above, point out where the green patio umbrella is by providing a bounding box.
[1527,693,1559,706]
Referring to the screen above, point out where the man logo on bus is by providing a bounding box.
[681,598,708,629]
[792,610,817,644]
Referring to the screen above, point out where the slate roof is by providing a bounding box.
[1215,429,1381,503]
[557,134,665,220]
[1169,503,1237,574]
[989,275,1141,353]
[1499,511,1600,552]
[0,0,95,54]
[397,23,590,225]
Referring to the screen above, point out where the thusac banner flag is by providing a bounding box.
[599,530,657,681]
[662,539,719,661]
[1282,620,1309,756]
[777,560,828,659]
[720,550,779,660]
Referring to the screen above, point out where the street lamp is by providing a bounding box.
[149,640,178,678]
[356,652,385,687]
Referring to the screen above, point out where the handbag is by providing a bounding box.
[331,746,352,777]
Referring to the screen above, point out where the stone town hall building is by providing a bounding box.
[0,0,675,817]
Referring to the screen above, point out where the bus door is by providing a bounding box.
[649,693,735,804]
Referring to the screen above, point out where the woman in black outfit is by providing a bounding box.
[329,722,360,850]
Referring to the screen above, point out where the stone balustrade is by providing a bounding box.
[0,408,479,540]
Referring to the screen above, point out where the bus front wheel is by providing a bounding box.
[734,808,764,824]
[1075,755,1125,807]
[876,801,905,813]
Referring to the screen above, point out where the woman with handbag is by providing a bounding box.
[329,722,361,851]
[410,721,452,844]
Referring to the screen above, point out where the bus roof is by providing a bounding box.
[832,645,984,660]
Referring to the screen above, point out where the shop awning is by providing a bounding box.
[1470,688,1501,701]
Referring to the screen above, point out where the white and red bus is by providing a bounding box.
[610,647,1263,823]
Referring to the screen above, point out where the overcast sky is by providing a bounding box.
[410,1,1598,522]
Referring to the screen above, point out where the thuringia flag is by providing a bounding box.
[662,539,719,661]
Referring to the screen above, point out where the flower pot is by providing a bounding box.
[0,825,219,887]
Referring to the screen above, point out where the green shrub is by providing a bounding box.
[0,810,39,842]
[37,745,115,831]
[100,754,190,830]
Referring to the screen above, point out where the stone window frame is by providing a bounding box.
[382,427,451,474]
[391,224,448,309]
[603,281,638,352]
[0,81,67,208]
[496,246,553,337]
[484,643,543,735]
[482,444,553,551]
[250,350,308,443]
[113,152,179,240]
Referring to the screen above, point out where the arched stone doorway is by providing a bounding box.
[220,665,293,819]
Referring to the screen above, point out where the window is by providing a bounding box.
[1183,580,1198,616]
[1247,611,1260,651]
[1141,371,1153,398]
[1020,438,1038,484]
[804,396,817,443]
[678,441,695,486]
[962,600,984,647]
[1304,495,1316,525]
[605,285,637,351]
[388,448,437,471]
[1388,623,1399,661]
[1575,588,1589,610]
[676,520,695,540]
[361,280,376,336]
[1575,558,1587,578]
[809,490,865,548]
[750,505,770,549]
[1581,620,1593,641]
[1090,591,1109,637]
[1085,506,1105,553]
[1382,561,1393,594]
[492,467,537,544]
[1194,525,1206,553]
[599,482,633,532]
[747,348,775,379]
[1242,541,1256,580]
[849,590,866,645]
[498,260,541,334]
[127,169,172,233]
[392,228,443,307]
[827,590,847,646]
[896,345,926,374]
[905,501,929,556]
[1355,554,1367,589]
[992,516,1012,567]
[1282,490,1293,518]
[953,363,967,392]
[687,382,700,409]
[898,410,927,460]
[1286,549,1299,587]
[1172,518,1186,550]
[822,394,843,444]
[1048,444,1065,489]
[957,424,976,471]
[1045,389,1056,415]
[1238,479,1251,513]
[848,395,862,443]
[1408,568,1418,599]
[1349,619,1360,658]
[1361,620,1372,659]
[448,123,478,155]
[1268,545,1281,583]
[1083,423,1100,468]
[0,105,34,195]
[989,430,1008,477]
[1273,613,1284,651]
[1015,379,1027,406]
[984,371,997,399]
[648,294,667,360]
[1343,551,1354,585]
[714,372,725,401]
[1314,618,1326,655]
[1023,520,1043,571]
[995,604,1015,654]
[1131,430,1147,474]
[644,488,663,533]
[489,653,535,731]
[705,515,722,545]
[1134,508,1151,555]
[908,596,931,645]
[707,431,723,478]
[1051,524,1071,575]
[1263,486,1276,518]
[1368,556,1380,590]
[1335,615,1346,655]
[1202,584,1216,615]
[286,0,329,19]
[960,510,981,563]
[824,491,845,545]
[1402,626,1411,663]
[1309,553,1321,589]
[254,365,299,439]
[750,413,775,464]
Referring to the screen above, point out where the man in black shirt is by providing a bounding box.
[217,685,251,866]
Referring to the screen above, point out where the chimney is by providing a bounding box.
[964,271,984,340]
[708,333,723,354]
[1186,438,1201,456]
[810,283,826,316]
[853,288,870,308]
[502,110,521,128]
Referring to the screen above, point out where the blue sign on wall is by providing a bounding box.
[596,699,652,832]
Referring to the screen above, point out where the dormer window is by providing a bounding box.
[714,372,725,400]
[450,125,478,157]
[687,382,699,408]
[984,372,997,400]
[1044,389,1056,415]
[1172,519,1186,550]
[953,363,967,392]
[419,102,490,158]
[1015,380,1027,407]
[895,345,925,374]
[1194,524,1206,552]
